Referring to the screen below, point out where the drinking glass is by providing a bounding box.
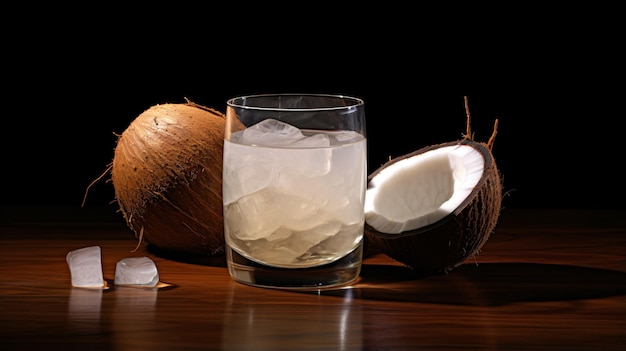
[223,94,367,289]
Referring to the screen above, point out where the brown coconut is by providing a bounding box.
[364,97,503,273]
[110,99,231,257]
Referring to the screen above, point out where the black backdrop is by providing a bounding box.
[2,6,622,211]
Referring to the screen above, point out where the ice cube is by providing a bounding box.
[66,246,105,288]
[289,133,330,148]
[244,221,344,266]
[271,190,331,231]
[221,143,277,206]
[311,221,363,256]
[330,130,362,144]
[240,119,303,146]
[224,190,281,240]
[240,119,330,148]
[224,119,335,205]
[114,257,159,287]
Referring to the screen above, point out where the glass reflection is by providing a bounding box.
[222,286,363,350]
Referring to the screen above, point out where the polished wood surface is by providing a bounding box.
[1,208,625,350]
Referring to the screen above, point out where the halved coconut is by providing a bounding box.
[364,98,502,273]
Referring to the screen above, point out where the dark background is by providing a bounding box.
[2,5,622,215]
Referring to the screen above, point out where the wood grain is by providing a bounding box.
[1,208,624,350]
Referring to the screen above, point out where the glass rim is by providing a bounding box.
[226,93,364,112]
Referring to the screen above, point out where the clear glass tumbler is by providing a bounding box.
[223,94,367,290]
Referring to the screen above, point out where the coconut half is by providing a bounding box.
[365,142,487,234]
[364,98,502,273]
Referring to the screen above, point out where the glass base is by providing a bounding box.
[226,242,363,290]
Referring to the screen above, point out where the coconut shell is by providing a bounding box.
[364,98,503,273]
[365,138,502,273]
[111,100,228,257]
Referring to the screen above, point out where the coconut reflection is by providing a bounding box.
[222,286,363,350]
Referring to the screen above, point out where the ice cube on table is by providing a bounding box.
[114,257,159,287]
[66,246,105,288]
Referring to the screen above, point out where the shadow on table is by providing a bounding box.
[316,262,626,306]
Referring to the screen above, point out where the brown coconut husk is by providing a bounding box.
[107,99,229,258]
[364,97,503,273]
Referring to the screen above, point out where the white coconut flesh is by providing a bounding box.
[364,144,485,234]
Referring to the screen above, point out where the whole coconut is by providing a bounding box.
[111,99,229,257]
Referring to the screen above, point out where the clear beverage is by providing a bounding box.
[223,94,367,290]
[223,129,366,269]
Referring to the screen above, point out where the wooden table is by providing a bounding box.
[1,207,624,350]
